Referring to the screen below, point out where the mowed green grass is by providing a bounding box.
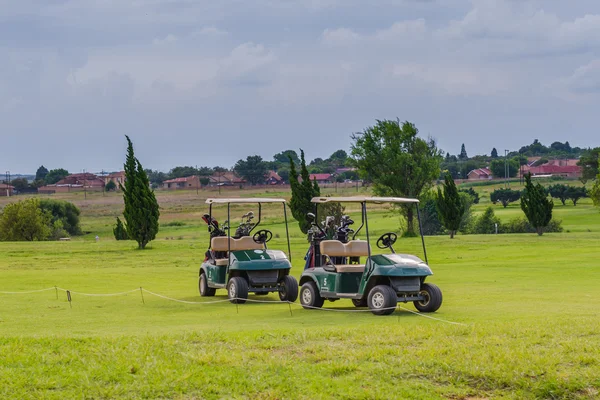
[1,187,600,399]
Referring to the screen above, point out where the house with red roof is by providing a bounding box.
[163,175,201,190]
[0,183,15,197]
[308,174,335,184]
[265,171,283,185]
[467,168,492,180]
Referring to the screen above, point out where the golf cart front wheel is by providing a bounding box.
[278,275,299,302]
[367,285,397,316]
[300,281,324,309]
[227,277,249,304]
[414,283,443,313]
[199,272,216,297]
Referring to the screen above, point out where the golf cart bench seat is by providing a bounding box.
[320,240,370,273]
[211,236,264,252]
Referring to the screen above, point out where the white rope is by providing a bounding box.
[0,286,467,325]
[0,287,56,294]
[141,289,234,305]
[55,287,140,297]
[397,306,467,326]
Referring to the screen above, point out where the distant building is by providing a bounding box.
[467,168,492,180]
[522,165,581,178]
[0,183,15,197]
[265,171,284,185]
[208,172,246,186]
[103,171,126,188]
[163,175,201,190]
[308,174,335,184]
[38,173,105,193]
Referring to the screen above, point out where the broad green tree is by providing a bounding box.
[0,198,51,241]
[234,155,269,185]
[10,178,29,192]
[105,180,117,192]
[45,168,69,185]
[521,174,553,236]
[274,150,300,165]
[39,199,82,236]
[289,149,320,234]
[578,147,600,181]
[490,188,521,208]
[35,165,49,181]
[435,174,464,238]
[567,186,587,206]
[548,184,569,206]
[489,159,519,179]
[591,175,600,208]
[122,136,160,249]
[351,120,442,236]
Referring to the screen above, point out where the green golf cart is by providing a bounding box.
[198,198,298,304]
[299,196,442,315]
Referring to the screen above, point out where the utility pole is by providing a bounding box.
[196,165,199,195]
[5,171,10,197]
[83,169,87,200]
[102,169,106,196]
[504,150,509,188]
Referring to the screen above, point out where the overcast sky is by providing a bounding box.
[2,0,600,174]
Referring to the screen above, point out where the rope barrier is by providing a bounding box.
[0,286,467,325]
[0,287,56,294]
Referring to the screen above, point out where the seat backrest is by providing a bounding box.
[211,236,264,252]
[211,236,234,252]
[234,236,264,251]
[346,240,370,257]
[320,240,347,257]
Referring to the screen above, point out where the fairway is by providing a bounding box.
[1,190,600,399]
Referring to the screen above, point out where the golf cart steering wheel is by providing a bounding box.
[253,230,273,244]
[377,232,398,249]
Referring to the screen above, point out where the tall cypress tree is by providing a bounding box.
[435,173,464,238]
[289,149,320,234]
[122,136,160,249]
[520,173,553,236]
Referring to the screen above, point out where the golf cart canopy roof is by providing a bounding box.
[205,198,286,204]
[311,196,419,204]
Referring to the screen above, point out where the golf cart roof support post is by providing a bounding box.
[227,202,231,267]
[283,203,292,262]
[209,203,213,249]
[252,203,262,234]
[353,205,365,240]
[363,201,371,265]
[416,205,429,265]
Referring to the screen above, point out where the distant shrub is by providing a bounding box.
[502,217,563,234]
[38,199,82,236]
[459,187,480,204]
[471,207,501,234]
[162,221,186,227]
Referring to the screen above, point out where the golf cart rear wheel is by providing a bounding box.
[414,283,442,313]
[300,281,324,309]
[227,277,249,304]
[278,275,299,302]
[367,285,398,316]
[199,272,216,297]
[351,298,367,308]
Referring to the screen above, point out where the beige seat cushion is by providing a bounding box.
[346,240,370,257]
[335,264,366,273]
[320,240,347,257]
[211,236,264,252]
[215,258,229,266]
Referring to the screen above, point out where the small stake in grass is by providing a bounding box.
[140,287,145,305]
[235,301,239,314]
[55,286,58,300]
[288,302,293,317]
[66,290,72,309]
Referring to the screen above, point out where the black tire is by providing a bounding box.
[278,275,299,302]
[414,283,443,313]
[367,285,398,316]
[227,277,249,304]
[351,298,367,308]
[199,271,216,297]
[299,281,324,309]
